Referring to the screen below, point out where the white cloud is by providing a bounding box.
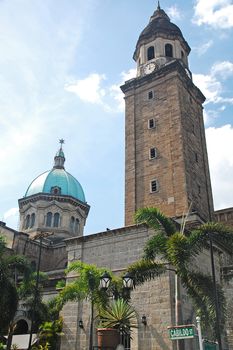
[193,0,233,28]
[3,207,19,230]
[167,6,182,21]
[193,60,233,106]
[121,68,137,82]
[193,40,213,56]
[65,68,136,113]
[193,73,222,103]
[65,73,106,104]
[206,125,233,209]
[4,207,18,220]
[211,61,233,79]
[0,0,99,215]
[110,68,137,112]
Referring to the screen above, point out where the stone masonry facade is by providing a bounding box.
[122,61,214,227]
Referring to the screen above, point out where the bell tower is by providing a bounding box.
[121,4,214,226]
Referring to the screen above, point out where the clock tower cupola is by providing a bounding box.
[134,2,191,77]
[121,4,214,226]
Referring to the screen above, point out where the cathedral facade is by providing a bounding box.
[1,4,233,350]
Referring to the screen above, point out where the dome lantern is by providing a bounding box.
[53,139,65,169]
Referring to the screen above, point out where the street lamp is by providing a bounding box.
[28,232,53,350]
[99,271,112,290]
[88,271,134,350]
[122,272,134,290]
[208,233,222,350]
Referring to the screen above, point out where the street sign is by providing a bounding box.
[168,325,196,340]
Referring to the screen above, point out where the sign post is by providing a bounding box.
[196,316,203,350]
[168,325,196,340]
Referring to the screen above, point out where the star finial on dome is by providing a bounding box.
[59,138,65,147]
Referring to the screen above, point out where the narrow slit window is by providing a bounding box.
[70,216,75,232]
[148,91,154,100]
[46,212,52,227]
[150,180,158,193]
[149,147,157,159]
[25,215,30,229]
[148,118,156,129]
[75,219,80,233]
[30,213,35,228]
[53,213,60,227]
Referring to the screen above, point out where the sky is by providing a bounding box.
[0,0,233,235]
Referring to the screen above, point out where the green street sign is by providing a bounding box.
[168,325,196,340]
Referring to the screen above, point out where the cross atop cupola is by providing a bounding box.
[54,139,66,169]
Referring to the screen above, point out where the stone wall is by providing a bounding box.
[123,61,213,226]
[61,224,200,350]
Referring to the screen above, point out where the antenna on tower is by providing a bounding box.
[157,1,161,10]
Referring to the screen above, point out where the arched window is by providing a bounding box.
[70,216,75,232]
[75,218,80,233]
[30,213,35,228]
[46,212,52,227]
[25,215,30,229]
[165,44,173,57]
[181,50,184,59]
[147,46,155,61]
[53,213,60,227]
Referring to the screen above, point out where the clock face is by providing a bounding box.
[144,62,156,75]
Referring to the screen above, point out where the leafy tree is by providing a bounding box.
[127,207,233,338]
[18,270,48,332]
[0,236,30,336]
[35,318,63,350]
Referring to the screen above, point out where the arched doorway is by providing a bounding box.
[13,319,29,334]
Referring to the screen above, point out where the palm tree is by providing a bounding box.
[127,207,233,341]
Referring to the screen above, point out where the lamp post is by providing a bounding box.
[87,271,133,350]
[209,233,222,350]
[27,232,53,350]
[88,272,96,350]
[27,236,42,350]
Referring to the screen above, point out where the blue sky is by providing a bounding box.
[1,0,233,234]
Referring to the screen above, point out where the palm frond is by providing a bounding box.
[166,233,193,270]
[196,222,233,251]
[181,270,226,336]
[134,207,176,236]
[143,233,168,260]
[127,259,166,286]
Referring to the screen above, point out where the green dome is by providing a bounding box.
[24,143,86,203]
